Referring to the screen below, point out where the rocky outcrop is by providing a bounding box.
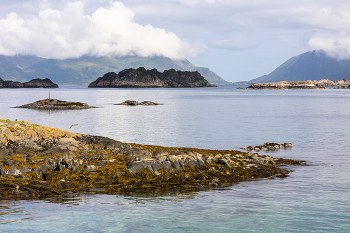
[13,99,97,110]
[241,142,293,152]
[117,100,160,106]
[0,119,305,199]
[241,79,350,89]
[0,78,58,88]
[241,81,326,89]
[88,67,217,88]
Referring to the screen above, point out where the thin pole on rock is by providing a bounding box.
[49,91,50,99]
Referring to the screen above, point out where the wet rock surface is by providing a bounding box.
[117,100,160,106]
[241,142,293,152]
[0,78,58,88]
[13,99,97,110]
[0,119,305,199]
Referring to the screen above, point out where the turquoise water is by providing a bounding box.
[0,86,350,232]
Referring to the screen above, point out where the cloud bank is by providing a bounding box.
[0,1,202,59]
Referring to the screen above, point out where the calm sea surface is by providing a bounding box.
[0,85,349,232]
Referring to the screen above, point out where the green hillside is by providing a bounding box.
[251,50,350,83]
[0,55,227,85]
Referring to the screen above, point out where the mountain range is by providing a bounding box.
[251,50,350,83]
[0,55,227,85]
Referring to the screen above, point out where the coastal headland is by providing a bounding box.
[88,67,217,88]
[0,119,305,199]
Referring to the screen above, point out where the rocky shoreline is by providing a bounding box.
[0,119,305,199]
[13,99,97,110]
[0,78,58,88]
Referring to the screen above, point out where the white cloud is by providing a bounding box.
[0,1,201,59]
[308,34,350,60]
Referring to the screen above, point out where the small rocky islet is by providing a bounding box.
[117,100,160,106]
[14,99,97,110]
[0,119,305,199]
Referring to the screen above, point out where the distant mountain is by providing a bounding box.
[0,55,227,85]
[251,50,350,83]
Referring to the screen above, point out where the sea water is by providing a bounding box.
[0,86,349,232]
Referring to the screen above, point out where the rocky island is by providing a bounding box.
[240,79,350,90]
[14,99,97,110]
[0,78,58,88]
[88,67,217,88]
[240,81,326,89]
[0,119,305,199]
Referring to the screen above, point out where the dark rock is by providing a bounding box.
[127,161,145,174]
[161,161,172,170]
[0,167,5,177]
[78,135,129,150]
[120,100,139,105]
[45,158,57,170]
[34,164,49,177]
[88,68,217,88]
[0,78,58,88]
[171,160,181,170]
[118,100,160,106]
[23,78,59,88]
[184,158,199,168]
[151,161,163,172]
[14,99,96,110]
[3,160,14,166]
[2,80,24,88]
[217,159,231,167]
[119,148,152,160]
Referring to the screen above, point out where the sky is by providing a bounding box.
[1,0,350,82]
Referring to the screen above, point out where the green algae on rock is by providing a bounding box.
[0,119,305,199]
[13,99,98,110]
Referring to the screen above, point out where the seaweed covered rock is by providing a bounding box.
[0,119,305,199]
[88,67,217,88]
[13,99,97,110]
